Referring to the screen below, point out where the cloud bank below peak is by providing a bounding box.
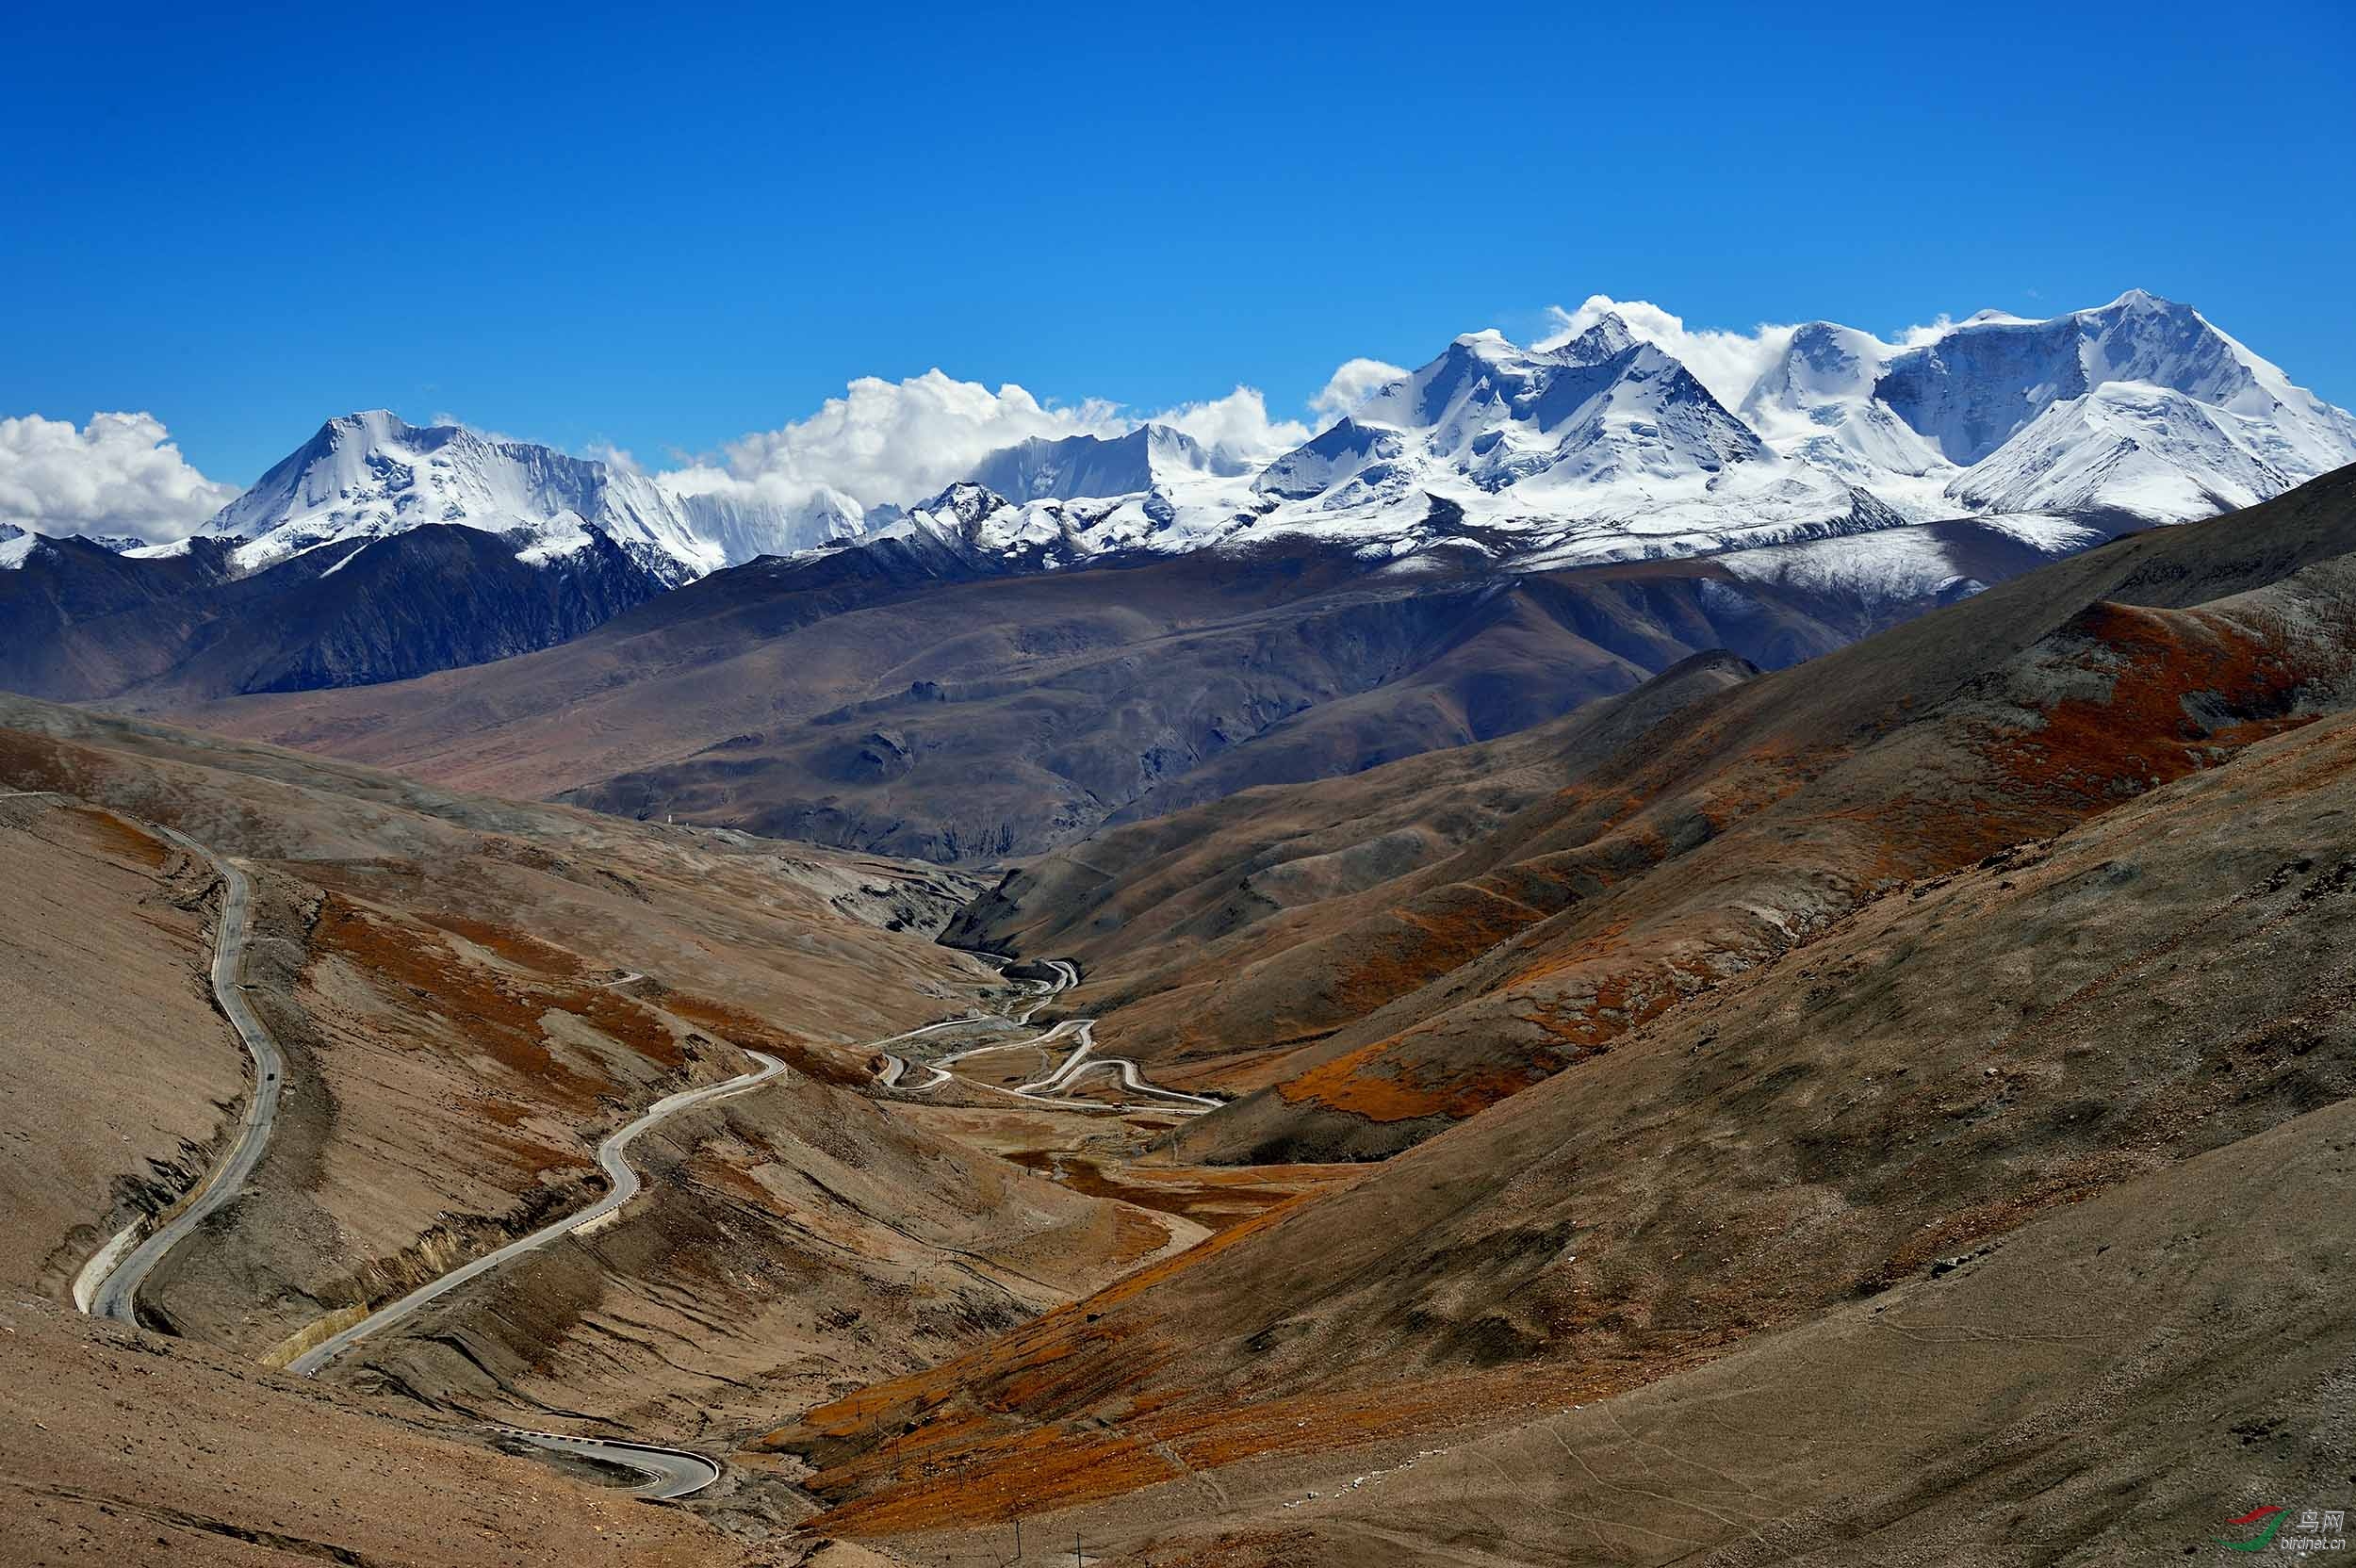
[658,369,1311,522]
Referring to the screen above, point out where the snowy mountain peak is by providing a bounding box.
[1451,328,1519,356]
[1261,314,1767,514]
[1550,312,1642,365]
[206,410,698,579]
[1873,289,2265,467]
[200,411,835,583]
[928,482,1010,528]
[1741,323,1947,486]
[964,423,1243,503]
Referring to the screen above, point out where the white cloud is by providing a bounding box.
[0,412,241,544]
[656,368,1305,515]
[1312,357,1410,421]
[660,370,1119,515]
[581,439,643,476]
[1149,386,1308,462]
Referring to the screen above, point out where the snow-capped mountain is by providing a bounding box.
[1,523,155,570]
[966,424,1245,502]
[1738,321,1950,492]
[1717,290,2356,527]
[24,291,2350,643]
[207,411,712,582]
[837,289,2354,590]
[1262,318,1775,508]
[664,472,866,564]
[7,289,2351,719]
[200,411,842,584]
[868,482,1180,568]
[1348,319,1765,492]
[1231,314,1917,565]
[1145,290,2356,570]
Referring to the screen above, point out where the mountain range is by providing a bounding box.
[5,289,2355,859]
[10,289,2351,620]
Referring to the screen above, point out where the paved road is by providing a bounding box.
[1013,1023,1222,1109]
[873,961,1219,1115]
[1028,1045,1222,1109]
[88,827,286,1325]
[484,1426,722,1500]
[288,1050,787,1377]
[19,783,757,1500]
[875,1052,950,1091]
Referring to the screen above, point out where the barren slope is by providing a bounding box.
[0,797,245,1301]
[767,633,2356,1544]
[956,464,2356,1159]
[848,1089,2356,1566]
[0,694,1202,1557]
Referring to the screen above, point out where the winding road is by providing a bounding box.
[287,1050,787,1377]
[1014,1026,1222,1109]
[875,1051,951,1090]
[29,786,781,1501]
[871,962,1220,1114]
[484,1426,723,1501]
[33,820,1168,1506]
[84,825,286,1326]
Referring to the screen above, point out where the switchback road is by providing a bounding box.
[287,1051,786,1376]
[872,962,1219,1115]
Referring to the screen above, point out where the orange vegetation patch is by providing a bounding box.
[661,992,854,1083]
[799,1350,1722,1537]
[688,1151,777,1209]
[64,804,170,870]
[1271,1033,1547,1123]
[1003,1153,1359,1233]
[1269,949,1701,1124]
[309,895,694,1104]
[1984,601,2328,810]
[1322,895,1533,1021]
[767,1201,1315,1455]
[572,987,688,1071]
[1106,1204,1178,1267]
[470,1096,538,1129]
[416,913,587,979]
[314,897,602,1108]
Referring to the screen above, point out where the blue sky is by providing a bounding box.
[4,0,2351,488]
